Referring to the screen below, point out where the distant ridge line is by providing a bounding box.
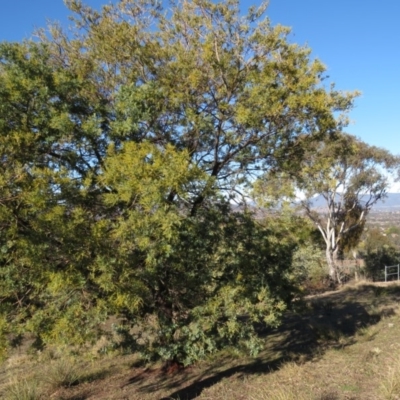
[308,193,400,212]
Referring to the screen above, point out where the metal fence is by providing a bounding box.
[384,264,400,282]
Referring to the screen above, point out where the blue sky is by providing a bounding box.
[0,0,399,157]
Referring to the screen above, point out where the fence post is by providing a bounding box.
[384,264,400,282]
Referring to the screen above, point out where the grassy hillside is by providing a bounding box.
[2,282,400,399]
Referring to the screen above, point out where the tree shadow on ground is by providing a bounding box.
[123,284,400,400]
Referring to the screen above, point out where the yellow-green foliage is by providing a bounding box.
[0,0,360,365]
[99,141,208,255]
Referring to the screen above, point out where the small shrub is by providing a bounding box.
[292,242,331,294]
[364,246,400,281]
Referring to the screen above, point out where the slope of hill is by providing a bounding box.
[2,282,400,399]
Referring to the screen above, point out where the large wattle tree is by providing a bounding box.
[0,0,357,363]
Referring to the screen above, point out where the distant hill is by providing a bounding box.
[306,193,400,212]
[373,193,400,210]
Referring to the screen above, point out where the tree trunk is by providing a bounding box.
[326,247,341,285]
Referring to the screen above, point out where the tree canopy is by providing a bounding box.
[0,0,360,364]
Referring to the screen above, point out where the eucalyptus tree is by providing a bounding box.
[254,133,400,284]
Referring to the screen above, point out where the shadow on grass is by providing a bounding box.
[80,367,113,384]
[57,395,91,400]
[124,284,400,400]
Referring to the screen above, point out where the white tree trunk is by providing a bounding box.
[326,246,341,284]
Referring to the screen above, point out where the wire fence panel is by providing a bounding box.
[384,264,400,282]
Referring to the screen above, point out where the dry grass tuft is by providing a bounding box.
[3,378,43,400]
[380,356,400,399]
[43,357,82,391]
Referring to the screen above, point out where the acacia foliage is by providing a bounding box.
[0,0,357,363]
